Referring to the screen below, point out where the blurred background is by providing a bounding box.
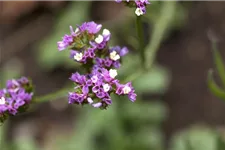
[1,1,225,150]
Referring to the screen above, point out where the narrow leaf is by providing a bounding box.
[207,69,225,100]
[212,42,225,88]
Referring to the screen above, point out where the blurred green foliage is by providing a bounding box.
[170,125,225,150]
[36,2,91,70]
[0,59,23,88]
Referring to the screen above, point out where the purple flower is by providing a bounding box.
[58,34,73,51]
[58,21,103,52]
[6,79,20,93]
[14,99,25,109]
[103,98,112,105]
[128,92,137,102]
[58,21,137,110]
[104,57,113,67]
[91,75,99,84]
[18,77,29,85]
[115,0,150,16]
[70,72,86,85]
[58,22,129,70]
[0,77,34,123]
[116,82,137,102]
[68,92,85,104]
[109,46,129,57]
[78,21,102,34]
[96,91,106,99]
[115,0,122,3]
[70,47,97,64]
[68,66,137,109]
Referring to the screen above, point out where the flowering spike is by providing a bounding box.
[57,21,136,109]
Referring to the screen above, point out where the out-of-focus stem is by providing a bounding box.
[33,87,72,103]
[136,16,146,69]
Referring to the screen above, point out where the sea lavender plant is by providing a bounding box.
[58,21,137,109]
[0,0,150,124]
[115,0,151,16]
[0,77,33,123]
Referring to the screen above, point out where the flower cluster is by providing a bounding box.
[68,67,136,109]
[58,21,137,109]
[0,77,33,123]
[115,0,150,16]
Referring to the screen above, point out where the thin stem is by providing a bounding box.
[136,16,146,69]
[33,87,73,103]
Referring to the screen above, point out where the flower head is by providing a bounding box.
[58,21,102,51]
[68,66,136,109]
[115,0,150,16]
[0,77,34,123]
[58,21,137,110]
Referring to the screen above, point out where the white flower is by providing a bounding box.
[122,86,131,94]
[109,69,117,79]
[87,97,93,104]
[110,51,120,61]
[75,28,79,33]
[103,84,110,92]
[95,35,104,44]
[92,102,102,108]
[0,97,6,105]
[91,75,98,83]
[135,8,144,16]
[74,53,83,61]
[103,29,110,36]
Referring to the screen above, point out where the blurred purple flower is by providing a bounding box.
[115,0,150,16]
[0,77,34,123]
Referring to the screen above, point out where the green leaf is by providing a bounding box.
[55,104,122,150]
[169,132,188,150]
[123,101,168,124]
[14,137,37,150]
[170,126,218,150]
[207,69,225,100]
[216,134,225,150]
[132,64,170,94]
[187,127,218,150]
[127,128,164,150]
[37,2,90,70]
[212,42,225,88]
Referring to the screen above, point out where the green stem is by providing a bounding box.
[33,87,72,103]
[136,16,146,69]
